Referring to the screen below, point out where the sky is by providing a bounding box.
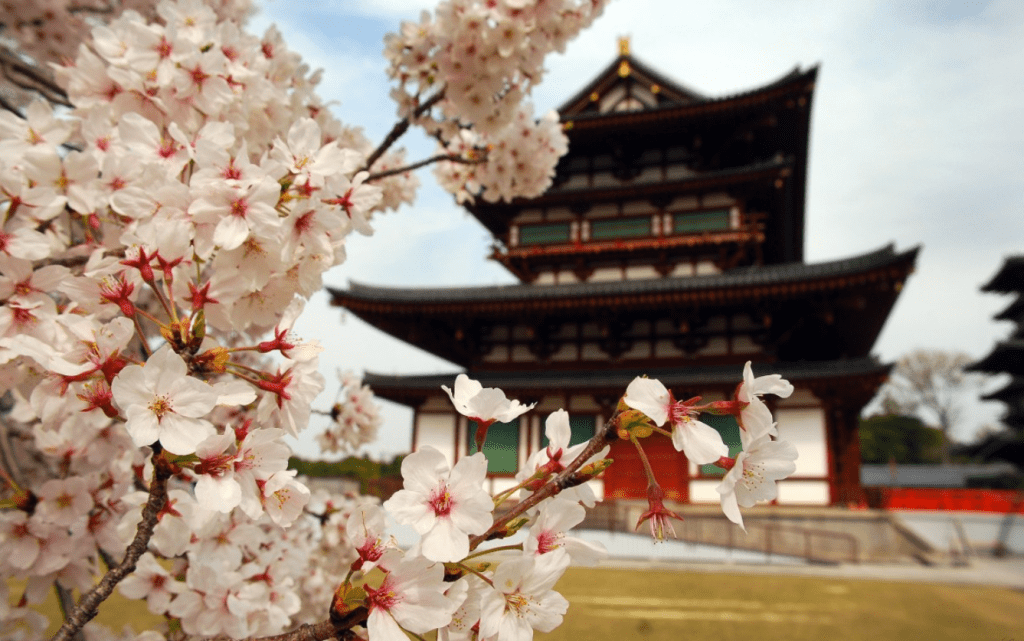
[246,0,1024,459]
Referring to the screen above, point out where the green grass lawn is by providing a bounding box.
[11,567,1024,640]
[553,567,1024,641]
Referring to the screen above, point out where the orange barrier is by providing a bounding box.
[866,488,1024,513]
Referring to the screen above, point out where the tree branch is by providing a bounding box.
[0,45,73,108]
[361,90,445,173]
[243,607,366,641]
[364,153,482,182]
[49,454,174,641]
[468,415,617,550]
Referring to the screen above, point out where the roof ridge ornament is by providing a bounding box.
[618,36,630,56]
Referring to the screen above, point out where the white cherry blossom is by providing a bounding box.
[110,345,218,454]
[383,446,493,562]
[717,434,799,531]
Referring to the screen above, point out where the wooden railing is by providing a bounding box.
[579,502,861,564]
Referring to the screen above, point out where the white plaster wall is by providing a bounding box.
[654,339,684,358]
[731,335,760,354]
[701,337,728,356]
[625,265,659,279]
[689,480,722,504]
[416,413,456,464]
[590,267,623,282]
[776,407,828,477]
[482,344,509,362]
[776,481,830,505]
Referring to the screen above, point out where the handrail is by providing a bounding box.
[578,502,861,564]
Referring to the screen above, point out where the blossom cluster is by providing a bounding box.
[316,371,384,455]
[0,0,605,637]
[623,361,799,531]
[384,0,609,203]
[0,0,254,109]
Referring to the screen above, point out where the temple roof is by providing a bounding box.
[557,52,708,116]
[556,53,817,126]
[329,244,917,368]
[968,339,1024,376]
[981,256,1024,293]
[362,356,891,408]
[330,244,917,308]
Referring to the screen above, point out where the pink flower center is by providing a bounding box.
[428,484,454,517]
[366,577,401,612]
[230,197,248,218]
[536,530,560,554]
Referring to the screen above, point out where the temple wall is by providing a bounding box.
[415,412,457,464]
[776,407,829,477]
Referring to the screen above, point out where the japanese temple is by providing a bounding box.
[967,257,1024,465]
[329,42,918,506]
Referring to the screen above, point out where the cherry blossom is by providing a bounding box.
[365,555,461,641]
[110,345,218,455]
[717,434,799,531]
[525,498,606,565]
[736,360,795,443]
[623,376,729,465]
[478,552,571,641]
[383,446,493,562]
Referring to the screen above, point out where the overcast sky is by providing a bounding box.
[247,0,1024,458]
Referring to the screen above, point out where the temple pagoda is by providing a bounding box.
[966,257,1024,465]
[330,42,918,506]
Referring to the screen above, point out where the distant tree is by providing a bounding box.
[880,349,981,464]
[860,413,944,464]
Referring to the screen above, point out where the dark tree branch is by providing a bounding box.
[364,153,482,182]
[49,454,174,641]
[469,415,617,550]
[361,90,445,173]
[0,45,73,108]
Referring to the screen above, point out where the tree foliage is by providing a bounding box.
[859,413,945,464]
[877,349,982,462]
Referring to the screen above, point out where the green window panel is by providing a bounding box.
[541,415,597,449]
[468,419,520,474]
[698,413,743,476]
[672,209,731,233]
[589,217,651,240]
[518,222,572,245]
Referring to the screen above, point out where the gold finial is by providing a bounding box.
[618,36,631,56]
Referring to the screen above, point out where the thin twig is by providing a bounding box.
[49,454,173,641]
[364,153,482,182]
[468,416,617,550]
[361,90,445,172]
[244,607,365,641]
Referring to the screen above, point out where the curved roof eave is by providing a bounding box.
[328,243,919,309]
[560,64,818,130]
[363,356,890,398]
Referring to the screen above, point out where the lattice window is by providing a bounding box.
[672,208,732,233]
[698,414,742,476]
[468,419,519,474]
[589,216,651,240]
[518,222,572,245]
